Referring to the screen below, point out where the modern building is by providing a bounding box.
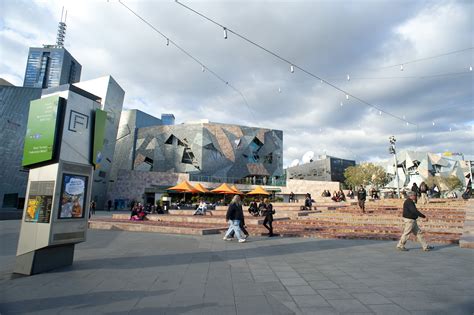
[380,150,471,191]
[109,109,163,183]
[286,155,356,183]
[0,81,42,209]
[133,121,284,183]
[73,76,125,208]
[23,46,82,89]
[23,17,81,88]
[161,114,175,125]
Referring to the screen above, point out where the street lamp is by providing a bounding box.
[389,136,401,198]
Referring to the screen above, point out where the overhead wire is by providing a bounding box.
[174,0,419,126]
[117,0,256,120]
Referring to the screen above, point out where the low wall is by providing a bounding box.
[279,179,340,202]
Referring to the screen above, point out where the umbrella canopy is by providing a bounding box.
[247,186,270,195]
[167,181,199,193]
[194,183,210,193]
[211,183,236,194]
[230,185,244,195]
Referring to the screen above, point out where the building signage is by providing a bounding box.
[22,96,62,167]
[92,109,107,169]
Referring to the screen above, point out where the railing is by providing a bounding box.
[188,174,287,187]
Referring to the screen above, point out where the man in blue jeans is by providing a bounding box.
[223,195,246,243]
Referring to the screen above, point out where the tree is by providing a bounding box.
[344,163,389,188]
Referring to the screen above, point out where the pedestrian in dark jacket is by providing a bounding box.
[261,198,275,237]
[397,191,433,251]
[223,195,246,242]
[357,186,367,213]
[411,183,420,203]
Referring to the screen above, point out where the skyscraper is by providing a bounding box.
[23,47,81,88]
[23,11,82,88]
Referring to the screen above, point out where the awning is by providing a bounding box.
[247,186,270,195]
[211,183,237,194]
[167,181,199,193]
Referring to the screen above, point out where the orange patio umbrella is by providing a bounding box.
[194,183,210,193]
[167,181,199,193]
[167,180,199,202]
[211,183,236,194]
[247,186,270,196]
[230,185,244,195]
[211,183,237,204]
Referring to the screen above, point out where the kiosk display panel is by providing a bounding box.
[58,174,88,219]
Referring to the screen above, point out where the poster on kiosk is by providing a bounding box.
[14,91,107,276]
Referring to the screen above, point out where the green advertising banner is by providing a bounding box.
[22,96,61,167]
[92,109,107,169]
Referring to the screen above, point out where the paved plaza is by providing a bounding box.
[1,220,473,315]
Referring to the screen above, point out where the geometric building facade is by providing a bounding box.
[381,150,472,190]
[109,109,163,183]
[133,122,284,184]
[286,155,356,183]
[0,83,42,209]
[73,76,125,208]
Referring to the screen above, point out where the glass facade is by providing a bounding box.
[23,47,81,88]
[161,114,175,125]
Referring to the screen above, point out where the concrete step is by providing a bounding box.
[89,219,226,235]
[111,213,290,225]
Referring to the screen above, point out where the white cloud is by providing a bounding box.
[1,0,472,165]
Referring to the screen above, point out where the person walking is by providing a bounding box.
[411,183,420,203]
[419,181,429,205]
[90,200,96,215]
[262,198,275,237]
[107,200,112,212]
[223,195,246,243]
[397,191,434,252]
[357,186,367,214]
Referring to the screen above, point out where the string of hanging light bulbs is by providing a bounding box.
[174,0,423,127]
[116,0,256,120]
[175,0,472,131]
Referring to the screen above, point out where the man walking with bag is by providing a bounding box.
[397,191,434,252]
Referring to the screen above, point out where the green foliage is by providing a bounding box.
[344,163,389,188]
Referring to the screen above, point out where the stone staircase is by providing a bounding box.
[459,200,474,248]
[89,199,469,245]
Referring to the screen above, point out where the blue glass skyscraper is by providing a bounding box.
[23,46,81,88]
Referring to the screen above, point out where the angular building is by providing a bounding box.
[133,121,284,183]
[23,46,82,89]
[0,81,42,209]
[109,109,163,183]
[73,76,125,208]
[286,155,356,183]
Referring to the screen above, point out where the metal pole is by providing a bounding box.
[394,151,401,198]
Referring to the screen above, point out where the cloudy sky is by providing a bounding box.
[1,0,473,166]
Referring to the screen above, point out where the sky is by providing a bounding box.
[1,0,473,167]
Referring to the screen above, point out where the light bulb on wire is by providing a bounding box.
[470,66,473,71]
[290,65,295,73]
[345,94,349,100]
[400,64,404,71]
[340,101,343,107]
[346,74,350,81]
[223,27,228,39]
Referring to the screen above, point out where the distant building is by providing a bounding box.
[0,84,42,209]
[286,155,356,183]
[23,46,82,88]
[379,150,471,191]
[161,113,175,125]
